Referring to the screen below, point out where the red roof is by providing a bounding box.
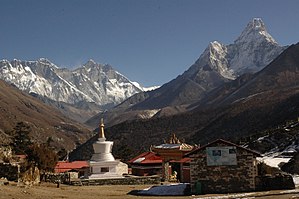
[54,161,89,173]
[171,157,191,163]
[128,151,191,164]
[128,152,162,164]
[15,154,27,159]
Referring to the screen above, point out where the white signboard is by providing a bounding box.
[206,146,237,166]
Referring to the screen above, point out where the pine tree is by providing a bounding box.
[10,122,58,172]
[10,122,32,155]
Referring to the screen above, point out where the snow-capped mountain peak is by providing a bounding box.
[87,59,96,64]
[228,18,285,75]
[251,18,265,30]
[36,58,59,68]
[0,59,143,107]
[184,18,285,95]
[38,57,51,63]
[235,18,278,45]
[84,59,97,67]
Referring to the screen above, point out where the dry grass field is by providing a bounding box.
[1,182,299,199]
[0,182,189,199]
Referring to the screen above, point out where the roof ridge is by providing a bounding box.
[185,139,261,157]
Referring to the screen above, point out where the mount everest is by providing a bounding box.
[0,58,145,109]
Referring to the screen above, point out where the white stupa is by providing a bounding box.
[88,119,128,179]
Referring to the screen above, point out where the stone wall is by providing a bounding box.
[70,176,161,186]
[0,163,40,185]
[189,142,258,194]
[41,173,70,184]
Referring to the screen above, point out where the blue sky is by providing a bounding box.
[1,0,299,87]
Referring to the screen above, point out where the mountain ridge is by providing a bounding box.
[0,58,147,123]
[200,42,299,108]
[0,58,143,106]
[70,43,299,162]
[86,18,286,128]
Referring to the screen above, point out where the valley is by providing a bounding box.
[1,18,299,179]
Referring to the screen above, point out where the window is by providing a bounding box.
[212,150,221,156]
[101,167,109,172]
[229,148,236,154]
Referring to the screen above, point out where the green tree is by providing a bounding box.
[10,122,58,172]
[10,122,32,154]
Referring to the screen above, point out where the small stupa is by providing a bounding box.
[88,119,128,179]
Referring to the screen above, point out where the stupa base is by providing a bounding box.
[88,160,128,179]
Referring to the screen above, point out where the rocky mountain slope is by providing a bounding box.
[0,59,144,123]
[189,42,299,142]
[0,79,92,151]
[142,18,286,108]
[86,18,286,128]
[70,42,299,163]
[198,42,299,108]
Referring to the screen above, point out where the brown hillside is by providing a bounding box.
[0,80,92,150]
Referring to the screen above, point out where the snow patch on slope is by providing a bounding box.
[132,81,160,92]
[258,155,291,168]
[137,109,161,119]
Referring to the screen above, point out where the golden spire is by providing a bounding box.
[167,133,181,144]
[99,118,105,139]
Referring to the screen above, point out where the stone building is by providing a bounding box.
[186,139,260,194]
